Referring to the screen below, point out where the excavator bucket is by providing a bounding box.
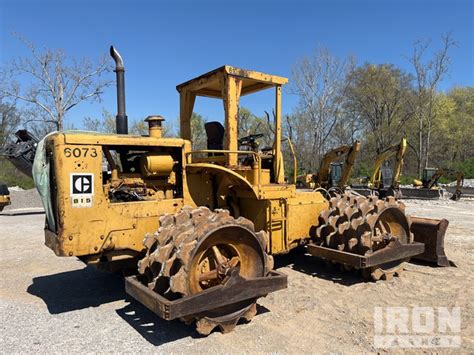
[410,217,450,267]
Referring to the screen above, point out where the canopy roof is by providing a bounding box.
[176,65,288,98]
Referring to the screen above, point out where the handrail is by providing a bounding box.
[284,138,297,184]
[186,149,260,162]
[186,149,262,186]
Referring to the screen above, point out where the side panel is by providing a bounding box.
[45,134,187,258]
[185,171,215,209]
[239,191,328,255]
[286,191,328,249]
[268,199,287,253]
[186,163,258,210]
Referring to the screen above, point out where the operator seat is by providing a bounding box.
[205,121,225,154]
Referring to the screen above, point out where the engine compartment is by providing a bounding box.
[102,145,183,203]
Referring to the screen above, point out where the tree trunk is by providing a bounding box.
[418,114,423,178]
[425,118,432,168]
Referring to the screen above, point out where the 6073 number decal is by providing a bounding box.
[64,147,98,158]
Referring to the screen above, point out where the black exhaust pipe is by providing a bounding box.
[110,46,128,134]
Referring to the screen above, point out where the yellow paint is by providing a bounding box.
[370,138,407,189]
[296,141,360,189]
[140,153,175,177]
[0,195,10,211]
[43,65,334,271]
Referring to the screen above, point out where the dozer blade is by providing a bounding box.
[399,187,443,200]
[410,217,450,267]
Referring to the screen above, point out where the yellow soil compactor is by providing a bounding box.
[32,47,451,335]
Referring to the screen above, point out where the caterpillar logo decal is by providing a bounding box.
[70,173,94,208]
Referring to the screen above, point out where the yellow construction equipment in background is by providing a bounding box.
[296,141,361,195]
[0,184,10,212]
[32,47,451,335]
[370,138,407,192]
[353,138,407,198]
[413,168,464,200]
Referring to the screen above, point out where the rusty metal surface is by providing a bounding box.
[177,65,286,176]
[125,270,287,321]
[307,241,424,268]
[135,206,285,334]
[410,216,450,266]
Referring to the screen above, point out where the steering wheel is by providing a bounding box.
[238,133,264,146]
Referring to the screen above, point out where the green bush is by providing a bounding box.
[453,157,474,179]
[354,162,371,178]
[0,158,35,189]
[400,175,417,185]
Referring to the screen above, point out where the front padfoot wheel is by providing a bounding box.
[138,206,272,335]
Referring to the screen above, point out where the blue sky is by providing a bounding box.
[1,0,473,131]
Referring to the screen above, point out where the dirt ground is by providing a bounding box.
[0,192,473,353]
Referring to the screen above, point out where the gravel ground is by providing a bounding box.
[0,191,473,353]
[2,188,43,212]
[446,178,474,188]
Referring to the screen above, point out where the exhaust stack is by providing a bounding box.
[110,46,128,134]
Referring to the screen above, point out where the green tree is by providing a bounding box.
[190,113,207,150]
[428,87,474,176]
[409,33,456,176]
[444,87,474,164]
[345,63,413,154]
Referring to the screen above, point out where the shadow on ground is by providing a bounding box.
[409,258,457,267]
[27,266,196,345]
[116,301,270,346]
[116,299,196,345]
[27,266,125,314]
[274,247,370,286]
[26,265,270,346]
